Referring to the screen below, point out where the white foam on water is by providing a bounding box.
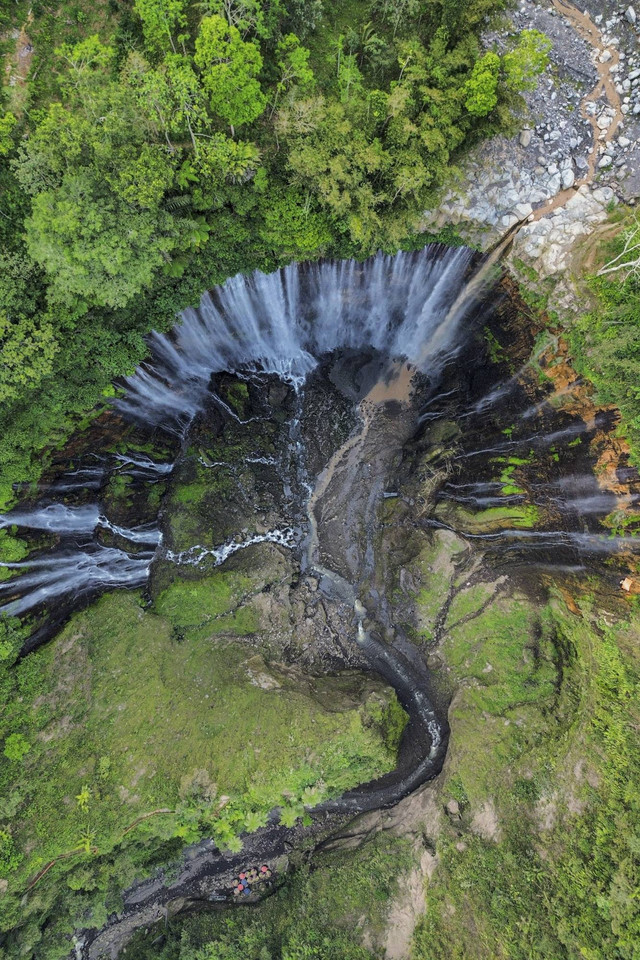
[116,246,477,431]
[165,528,296,567]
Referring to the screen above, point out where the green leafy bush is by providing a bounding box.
[2,734,31,762]
[0,829,22,876]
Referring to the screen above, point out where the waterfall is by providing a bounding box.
[116,245,476,431]
[0,503,161,541]
[0,502,160,618]
[0,481,162,624]
[0,503,102,534]
[0,545,154,617]
[0,244,486,632]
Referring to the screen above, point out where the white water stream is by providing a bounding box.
[116,246,477,431]
[165,528,296,566]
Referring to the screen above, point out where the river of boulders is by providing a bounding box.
[422,0,640,270]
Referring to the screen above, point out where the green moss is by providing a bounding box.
[0,530,29,581]
[165,428,274,549]
[0,586,400,947]
[103,472,133,507]
[171,480,212,505]
[364,691,409,753]
[166,480,235,550]
[500,484,525,496]
[146,482,166,511]
[484,328,507,364]
[493,454,534,467]
[497,461,527,496]
[225,382,249,417]
[437,502,540,533]
[154,570,253,627]
[414,532,465,640]
[445,583,494,627]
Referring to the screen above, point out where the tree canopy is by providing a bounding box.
[195,15,267,128]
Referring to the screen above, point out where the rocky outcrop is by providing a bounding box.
[514,184,617,277]
[423,0,639,275]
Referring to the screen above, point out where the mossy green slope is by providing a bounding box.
[0,573,403,957]
[117,528,640,960]
[411,531,640,960]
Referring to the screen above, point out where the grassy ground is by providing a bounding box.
[103,525,640,960]
[408,529,640,960]
[154,569,261,637]
[0,577,403,956]
[438,590,560,804]
[412,530,561,807]
[435,500,540,534]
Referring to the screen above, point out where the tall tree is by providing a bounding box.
[0,311,58,402]
[195,14,266,131]
[463,51,501,117]
[270,33,314,116]
[25,171,189,309]
[502,30,552,92]
[135,0,187,53]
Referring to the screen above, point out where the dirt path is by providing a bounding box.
[3,12,34,115]
[531,0,623,221]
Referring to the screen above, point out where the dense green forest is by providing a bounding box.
[0,0,547,506]
[569,215,640,465]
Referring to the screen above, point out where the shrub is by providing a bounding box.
[3,733,31,762]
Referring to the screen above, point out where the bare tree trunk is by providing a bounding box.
[597,220,640,279]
